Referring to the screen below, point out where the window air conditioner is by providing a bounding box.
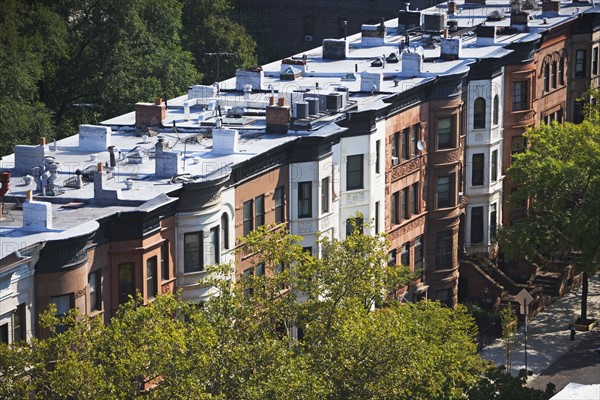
[304,35,313,42]
[392,156,399,166]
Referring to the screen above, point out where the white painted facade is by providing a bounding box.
[464,73,504,255]
[0,249,37,344]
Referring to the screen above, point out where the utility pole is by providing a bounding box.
[204,52,236,82]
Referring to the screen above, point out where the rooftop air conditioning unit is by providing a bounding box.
[392,156,399,166]
[305,35,313,42]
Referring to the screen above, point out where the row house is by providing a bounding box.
[2,0,600,341]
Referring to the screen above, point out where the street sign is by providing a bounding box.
[515,288,534,316]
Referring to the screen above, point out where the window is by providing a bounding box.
[391,132,399,159]
[401,128,409,160]
[401,242,410,267]
[493,95,500,126]
[473,97,486,129]
[147,256,158,299]
[559,58,565,85]
[388,249,397,266]
[594,47,599,76]
[220,215,229,252]
[12,304,26,342]
[574,101,584,124]
[491,150,498,182]
[346,217,363,236]
[435,230,453,269]
[243,200,253,236]
[274,187,284,223]
[414,236,423,270]
[436,289,452,306]
[206,227,219,266]
[511,136,526,155]
[575,50,586,78]
[375,201,380,234]
[544,64,550,92]
[51,293,74,335]
[436,175,453,209]
[490,203,498,240]
[512,81,529,111]
[89,271,101,312]
[321,177,330,213]
[117,263,135,304]
[161,240,170,280]
[410,125,419,157]
[243,268,254,297]
[391,191,400,225]
[437,117,454,149]
[402,188,410,220]
[298,181,312,218]
[375,140,381,173]
[0,324,8,344]
[472,153,484,186]
[412,183,419,215]
[551,62,557,89]
[184,232,202,273]
[255,263,265,277]
[346,155,364,190]
[470,206,484,244]
[255,195,264,228]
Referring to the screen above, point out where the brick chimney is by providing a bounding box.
[236,67,264,91]
[361,20,387,46]
[266,97,290,134]
[323,39,348,60]
[542,0,560,15]
[135,98,166,130]
[476,25,496,45]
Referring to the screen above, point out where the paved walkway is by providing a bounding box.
[480,274,600,380]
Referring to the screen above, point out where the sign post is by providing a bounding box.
[515,288,534,379]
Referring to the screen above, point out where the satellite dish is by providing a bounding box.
[417,140,426,151]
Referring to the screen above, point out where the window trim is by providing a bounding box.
[89,270,102,312]
[243,200,254,236]
[254,195,265,228]
[512,80,529,111]
[473,97,486,129]
[470,206,484,244]
[274,186,284,223]
[346,154,364,190]
[321,177,330,214]
[493,95,500,125]
[298,181,312,218]
[472,153,485,186]
[183,232,203,273]
[437,116,455,150]
[146,256,158,300]
[491,150,498,182]
[575,50,586,78]
[435,230,453,270]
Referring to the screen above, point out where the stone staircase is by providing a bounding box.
[531,271,563,297]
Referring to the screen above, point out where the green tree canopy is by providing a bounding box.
[0,225,549,399]
[500,98,600,321]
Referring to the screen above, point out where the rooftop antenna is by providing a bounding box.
[204,52,236,82]
[343,19,348,40]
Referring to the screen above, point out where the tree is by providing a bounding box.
[39,0,200,136]
[500,104,600,323]
[0,225,547,399]
[0,0,55,156]
[181,0,257,84]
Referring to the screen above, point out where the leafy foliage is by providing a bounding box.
[0,227,548,399]
[0,0,257,156]
[500,95,600,319]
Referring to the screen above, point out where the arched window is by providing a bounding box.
[551,61,557,89]
[221,213,229,251]
[544,63,550,92]
[493,95,500,125]
[473,97,486,129]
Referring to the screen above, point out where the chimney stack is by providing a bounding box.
[108,146,116,167]
[22,190,53,231]
[448,1,457,14]
[154,137,180,178]
[322,39,348,60]
[0,172,10,200]
[135,99,167,130]
[266,99,291,134]
[440,37,462,60]
[542,0,560,14]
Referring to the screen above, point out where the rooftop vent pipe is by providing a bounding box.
[0,172,10,200]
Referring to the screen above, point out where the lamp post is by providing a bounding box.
[483,286,489,308]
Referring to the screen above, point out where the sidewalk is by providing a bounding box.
[480,274,600,379]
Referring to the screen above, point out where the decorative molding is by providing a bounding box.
[297,221,315,234]
[390,157,421,181]
[344,190,367,206]
[388,216,425,242]
[75,288,86,299]
[429,148,462,165]
[177,271,206,287]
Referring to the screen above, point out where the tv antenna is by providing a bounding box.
[204,52,236,81]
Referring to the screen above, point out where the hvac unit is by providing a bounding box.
[304,35,313,42]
